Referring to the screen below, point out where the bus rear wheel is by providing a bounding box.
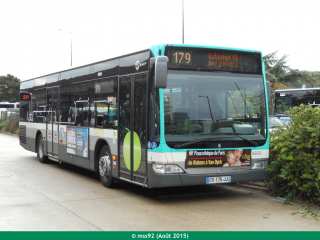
[37,134,48,163]
[98,145,115,188]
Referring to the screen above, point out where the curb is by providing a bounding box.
[237,181,268,190]
[0,132,19,138]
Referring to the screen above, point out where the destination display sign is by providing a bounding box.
[20,92,31,101]
[186,149,251,168]
[167,47,262,74]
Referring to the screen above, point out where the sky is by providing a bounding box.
[0,0,319,81]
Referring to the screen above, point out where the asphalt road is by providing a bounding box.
[0,133,319,231]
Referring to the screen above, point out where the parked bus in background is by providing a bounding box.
[0,102,20,118]
[19,44,270,188]
[273,88,320,120]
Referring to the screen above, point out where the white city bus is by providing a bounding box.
[20,44,270,188]
[0,102,19,118]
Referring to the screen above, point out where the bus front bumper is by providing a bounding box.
[147,163,267,188]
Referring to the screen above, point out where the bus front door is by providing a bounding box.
[119,74,148,185]
[46,86,60,158]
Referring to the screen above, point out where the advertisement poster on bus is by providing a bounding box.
[186,149,251,168]
[67,126,89,158]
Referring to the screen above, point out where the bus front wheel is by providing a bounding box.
[37,134,48,163]
[98,145,115,188]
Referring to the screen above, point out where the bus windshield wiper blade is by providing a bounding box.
[173,136,235,149]
[200,132,258,146]
[235,134,258,146]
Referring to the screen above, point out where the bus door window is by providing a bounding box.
[149,77,160,142]
[46,88,59,125]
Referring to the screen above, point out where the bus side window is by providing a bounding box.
[95,96,117,129]
[93,77,118,129]
[73,82,90,127]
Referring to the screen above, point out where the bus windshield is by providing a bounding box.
[163,71,267,147]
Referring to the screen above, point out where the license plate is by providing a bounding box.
[206,176,231,184]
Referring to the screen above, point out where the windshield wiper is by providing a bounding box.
[173,136,235,149]
[199,132,258,147]
[235,134,258,146]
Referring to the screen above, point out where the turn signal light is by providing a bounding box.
[112,156,117,161]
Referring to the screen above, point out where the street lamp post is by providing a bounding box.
[182,0,184,44]
[58,29,72,67]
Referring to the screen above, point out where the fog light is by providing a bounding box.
[165,165,184,173]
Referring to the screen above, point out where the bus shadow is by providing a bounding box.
[111,180,249,203]
[46,160,252,202]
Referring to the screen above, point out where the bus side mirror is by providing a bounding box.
[267,81,271,105]
[153,56,168,89]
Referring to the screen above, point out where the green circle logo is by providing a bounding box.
[123,131,142,171]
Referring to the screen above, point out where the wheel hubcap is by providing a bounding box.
[99,153,111,179]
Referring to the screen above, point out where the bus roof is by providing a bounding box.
[150,44,261,57]
[21,44,262,83]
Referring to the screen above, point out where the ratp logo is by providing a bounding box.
[135,61,140,71]
[135,61,147,71]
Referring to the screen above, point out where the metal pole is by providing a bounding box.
[58,29,72,67]
[71,30,72,67]
[182,0,184,44]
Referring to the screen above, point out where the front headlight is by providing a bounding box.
[152,164,165,174]
[152,164,184,174]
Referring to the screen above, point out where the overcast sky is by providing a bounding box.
[0,0,319,81]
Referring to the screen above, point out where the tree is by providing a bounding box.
[263,51,304,87]
[0,74,20,102]
[264,51,288,86]
[264,52,320,89]
[271,83,290,90]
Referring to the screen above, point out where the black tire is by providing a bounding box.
[37,134,48,163]
[98,145,115,188]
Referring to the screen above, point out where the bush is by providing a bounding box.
[0,120,6,131]
[0,114,19,134]
[267,104,320,203]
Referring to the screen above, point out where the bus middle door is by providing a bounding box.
[46,86,60,158]
[118,73,148,185]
